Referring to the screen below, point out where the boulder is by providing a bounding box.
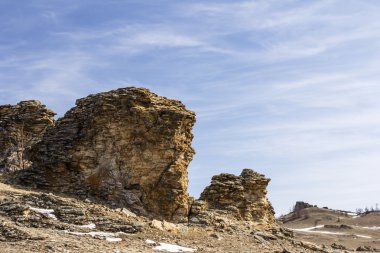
[197,169,275,224]
[0,100,55,172]
[20,88,195,222]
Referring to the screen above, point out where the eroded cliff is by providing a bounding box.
[20,88,195,222]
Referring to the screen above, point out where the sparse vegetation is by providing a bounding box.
[356,203,380,215]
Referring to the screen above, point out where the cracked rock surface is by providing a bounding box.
[0,100,55,172]
[194,169,275,224]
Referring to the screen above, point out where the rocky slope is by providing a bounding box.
[0,180,341,253]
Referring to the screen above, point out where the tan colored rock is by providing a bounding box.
[0,100,55,172]
[20,88,195,222]
[150,219,164,230]
[150,219,181,233]
[196,169,275,224]
[162,220,179,232]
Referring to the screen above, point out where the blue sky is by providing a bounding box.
[1,0,380,215]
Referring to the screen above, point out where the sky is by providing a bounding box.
[1,0,380,215]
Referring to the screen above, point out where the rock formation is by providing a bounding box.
[20,88,195,222]
[293,201,315,213]
[192,169,275,224]
[0,101,55,172]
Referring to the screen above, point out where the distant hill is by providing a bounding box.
[278,203,380,251]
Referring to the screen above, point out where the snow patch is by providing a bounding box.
[66,231,124,242]
[361,226,380,230]
[78,223,96,229]
[152,242,195,252]
[30,207,57,220]
[292,226,372,238]
[356,234,372,239]
[146,239,157,245]
[293,225,324,232]
[106,237,122,242]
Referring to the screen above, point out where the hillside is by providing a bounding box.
[280,205,380,251]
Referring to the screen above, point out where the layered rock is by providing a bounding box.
[0,101,55,172]
[193,169,275,224]
[20,88,195,222]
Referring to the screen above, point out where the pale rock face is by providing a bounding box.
[0,100,56,172]
[197,169,275,224]
[20,88,195,222]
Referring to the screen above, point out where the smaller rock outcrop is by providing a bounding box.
[191,169,275,224]
[0,101,55,172]
[293,201,315,213]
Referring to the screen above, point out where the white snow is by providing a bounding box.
[360,226,380,230]
[30,207,57,220]
[106,237,122,242]
[356,234,372,239]
[78,223,96,229]
[347,212,360,218]
[66,231,124,242]
[293,225,324,232]
[146,239,156,245]
[154,242,195,252]
[293,226,345,235]
[292,225,372,238]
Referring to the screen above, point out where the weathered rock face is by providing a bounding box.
[20,88,195,222]
[0,101,55,172]
[196,169,275,224]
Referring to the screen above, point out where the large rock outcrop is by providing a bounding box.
[0,101,55,172]
[192,169,275,224]
[20,88,195,222]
